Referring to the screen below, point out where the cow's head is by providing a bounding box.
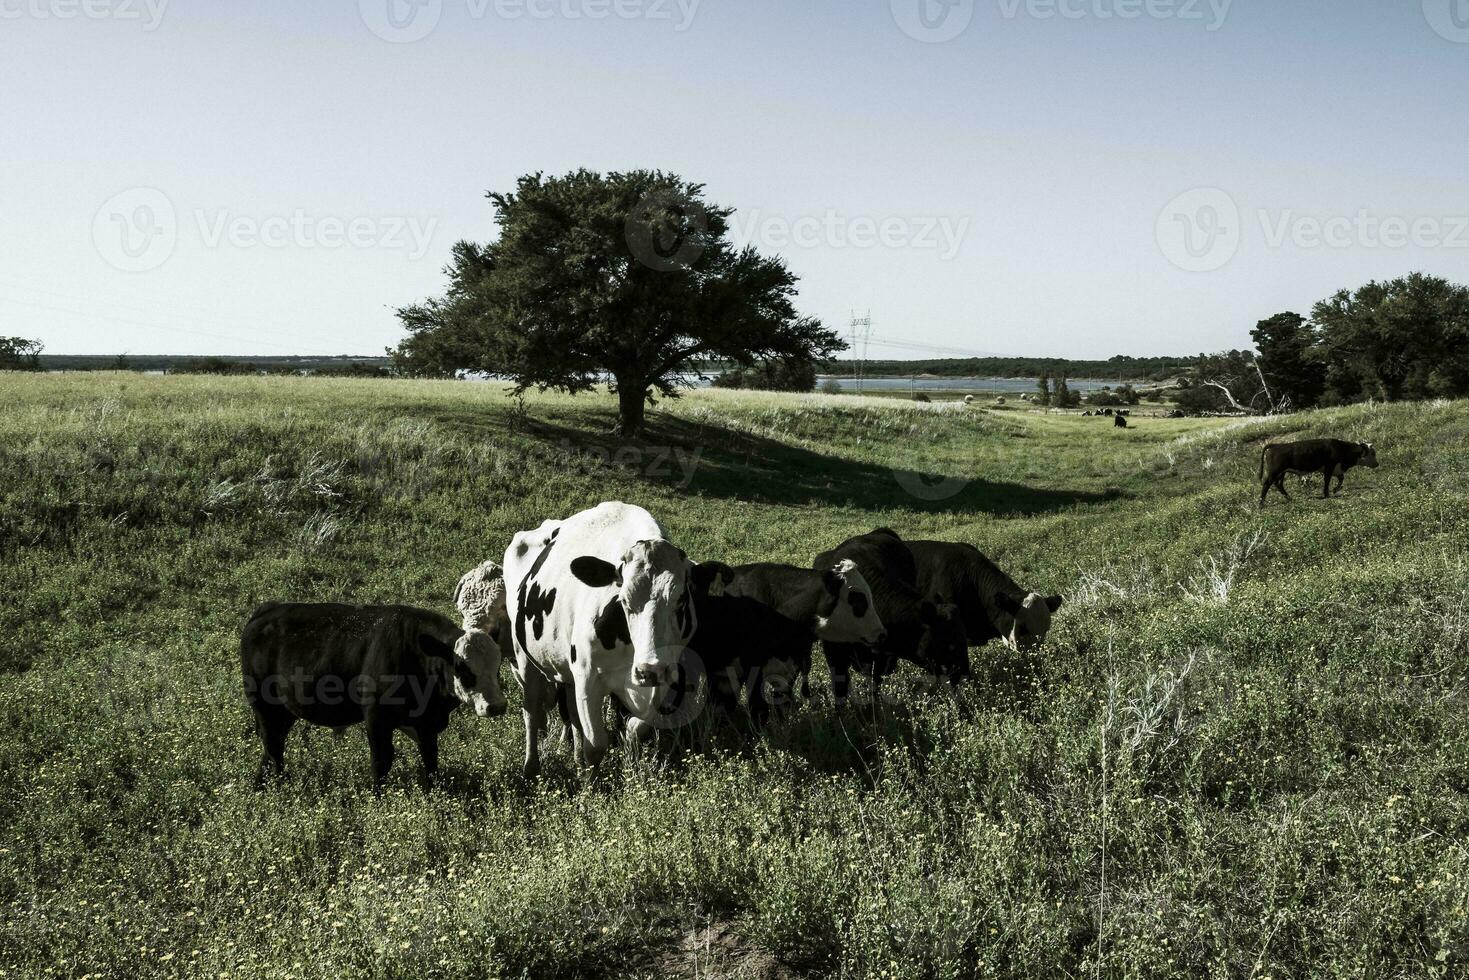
[454,560,508,633]
[420,630,508,717]
[1360,443,1379,468]
[814,560,886,646]
[913,600,969,683]
[994,592,1063,651]
[570,540,699,687]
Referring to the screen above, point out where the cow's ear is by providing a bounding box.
[692,561,734,597]
[1044,594,1064,613]
[822,568,843,596]
[995,593,1023,616]
[418,633,455,661]
[571,556,620,588]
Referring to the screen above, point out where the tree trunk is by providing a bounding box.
[616,378,647,437]
[1200,380,1258,415]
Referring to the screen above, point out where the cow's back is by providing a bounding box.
[815,528,919,625]
[908,541,1018,644]
[241,602,457,671]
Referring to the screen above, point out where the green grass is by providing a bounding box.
[1,373,1466,979]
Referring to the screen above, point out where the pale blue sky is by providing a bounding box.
[2,1,1466,359]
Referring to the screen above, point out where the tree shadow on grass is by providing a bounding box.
[464,407,1122,517]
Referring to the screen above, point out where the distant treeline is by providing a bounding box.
[822,355,1186,381]
[40,354,393,376]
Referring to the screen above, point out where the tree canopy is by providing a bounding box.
[392,169,845,434]
[0,337,43,372]
[1188,273,1469,413]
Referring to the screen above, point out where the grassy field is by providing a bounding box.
[1,373,1466,979]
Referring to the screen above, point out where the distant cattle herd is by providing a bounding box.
[240,432,1379,788]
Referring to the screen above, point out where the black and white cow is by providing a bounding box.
[811,528,968,703]
[239,602,507,790]
[908,541,1063,652]
[681,560,888,723]
[503,501,706,776]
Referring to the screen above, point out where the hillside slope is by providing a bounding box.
[1,374,1465,978]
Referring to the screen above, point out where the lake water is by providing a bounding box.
[813,375,1123,393]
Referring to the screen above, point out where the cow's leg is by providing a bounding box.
[709,662,741,717]
[365,711,396,793]
[1259,476,1271,508]
[573,681,611,771]
[747,664,773,728]
[415,728,439,789]
[519,666,551,780]
[1333,468,1345,495]
[1322,466,1332,498]
[1273,473,1291,501]
[252,705,294,787]
[555,683,586,761]
[824,643,852,706]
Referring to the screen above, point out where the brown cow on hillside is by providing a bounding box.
[1259,438,1378,506]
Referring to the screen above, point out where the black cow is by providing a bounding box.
[1114,414,1128,429]
[1259,438,1379,506]
[680,592,820,726]
[240,603,505,790]
[689,561,888,720]
[909,541,1063,652]
[812,528,968,703]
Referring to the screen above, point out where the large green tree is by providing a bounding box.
[1311,273,1469,402]
[1251,311,1325,410]
[393,169,845,435]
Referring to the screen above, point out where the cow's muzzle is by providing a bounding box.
[474,697,509,718]
[633,664,669,687]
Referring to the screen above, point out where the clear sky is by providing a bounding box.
[3,0,1466,360]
